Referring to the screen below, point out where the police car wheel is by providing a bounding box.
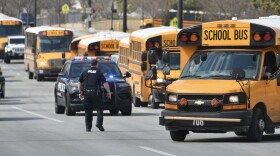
[247,108,264,142]
[65,93,76,116]
[55,92,65,114]
[170,130,188,142]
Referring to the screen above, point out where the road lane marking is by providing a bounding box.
[139,146,177,156]
[12,106,63,123]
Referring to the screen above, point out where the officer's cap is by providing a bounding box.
[91,59,98,66]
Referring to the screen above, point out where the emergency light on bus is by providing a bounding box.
[179,33,199,43]
[253,32,272,42]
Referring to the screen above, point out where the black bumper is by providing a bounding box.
[159,109,253,132]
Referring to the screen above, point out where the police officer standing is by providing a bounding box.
[78,59,111,132]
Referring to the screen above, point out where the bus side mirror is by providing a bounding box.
[148,50,157,64]
[145,67,157,80]
[141,62,147,71]
[162,66,170,75]
[163,50,169,63]
[231,68,245,80]
[141,52,147,62]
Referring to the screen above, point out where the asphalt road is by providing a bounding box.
[1,60,280,156]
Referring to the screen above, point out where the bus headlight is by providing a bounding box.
[39,61,46,66]
[156,78,166,83]
[229,95,239,103]
[169,94,177,102]
[117,83,129,88]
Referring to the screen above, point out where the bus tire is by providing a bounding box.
[133,88,140,107]
[148,94,159,109]
[170,130,188,142]
[28,71,33,79]
[247,108,264,142]
[65,93,76,116]
[121,104,132,116]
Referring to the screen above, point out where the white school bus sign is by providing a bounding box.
[202,22,250,46]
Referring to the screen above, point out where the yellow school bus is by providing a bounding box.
[24,26,73,81]
[160,16,280,142]
[0,13,22,58]
[129,27,184,108]
[118,37,130,74]
[70,34,101,57]
[77,31,129,56]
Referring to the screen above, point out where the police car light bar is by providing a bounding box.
[73,56,110,61]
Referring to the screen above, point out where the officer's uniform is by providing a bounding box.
[79,66,106,131]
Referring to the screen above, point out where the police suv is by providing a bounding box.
[54,56,132,116]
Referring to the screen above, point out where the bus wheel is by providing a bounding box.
[28,71,33,79]
[133,89,140,107]
[65,93,76,116]
[148,94,159,109]
[247,108,265,142]
[170,130,188,141]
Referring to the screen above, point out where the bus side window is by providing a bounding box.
[262,52,277,79]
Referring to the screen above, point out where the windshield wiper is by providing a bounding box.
[180,75,202,79]
[207,75,232,79]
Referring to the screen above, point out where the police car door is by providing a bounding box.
[57,62,70,106]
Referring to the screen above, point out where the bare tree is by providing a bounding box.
[0,0,9,14]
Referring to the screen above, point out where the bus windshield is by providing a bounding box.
[156,52,180,70]
[0,25,22,37]
[39,36,72,52]
[180,50,261,80]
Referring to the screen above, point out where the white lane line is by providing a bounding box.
[139,146,177,156]
[12,106,63,123]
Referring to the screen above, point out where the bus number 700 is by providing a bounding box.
[193,120,204,126]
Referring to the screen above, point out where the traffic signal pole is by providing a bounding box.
[178,0,183,28]
[34,0,37,26]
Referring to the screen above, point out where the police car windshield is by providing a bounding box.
[69,62,122,78]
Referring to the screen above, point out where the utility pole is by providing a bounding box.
[123,0,127,32]
[178,0,183,28]
[88,0,92,28]
[34,0,37,27]
[110,0,114,30]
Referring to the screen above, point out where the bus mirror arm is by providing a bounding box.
[236,79,251,109]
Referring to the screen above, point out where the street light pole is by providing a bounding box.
[110,0,114,31]
[178,0,183,28]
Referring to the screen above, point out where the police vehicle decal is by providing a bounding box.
[58,82,65,93]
